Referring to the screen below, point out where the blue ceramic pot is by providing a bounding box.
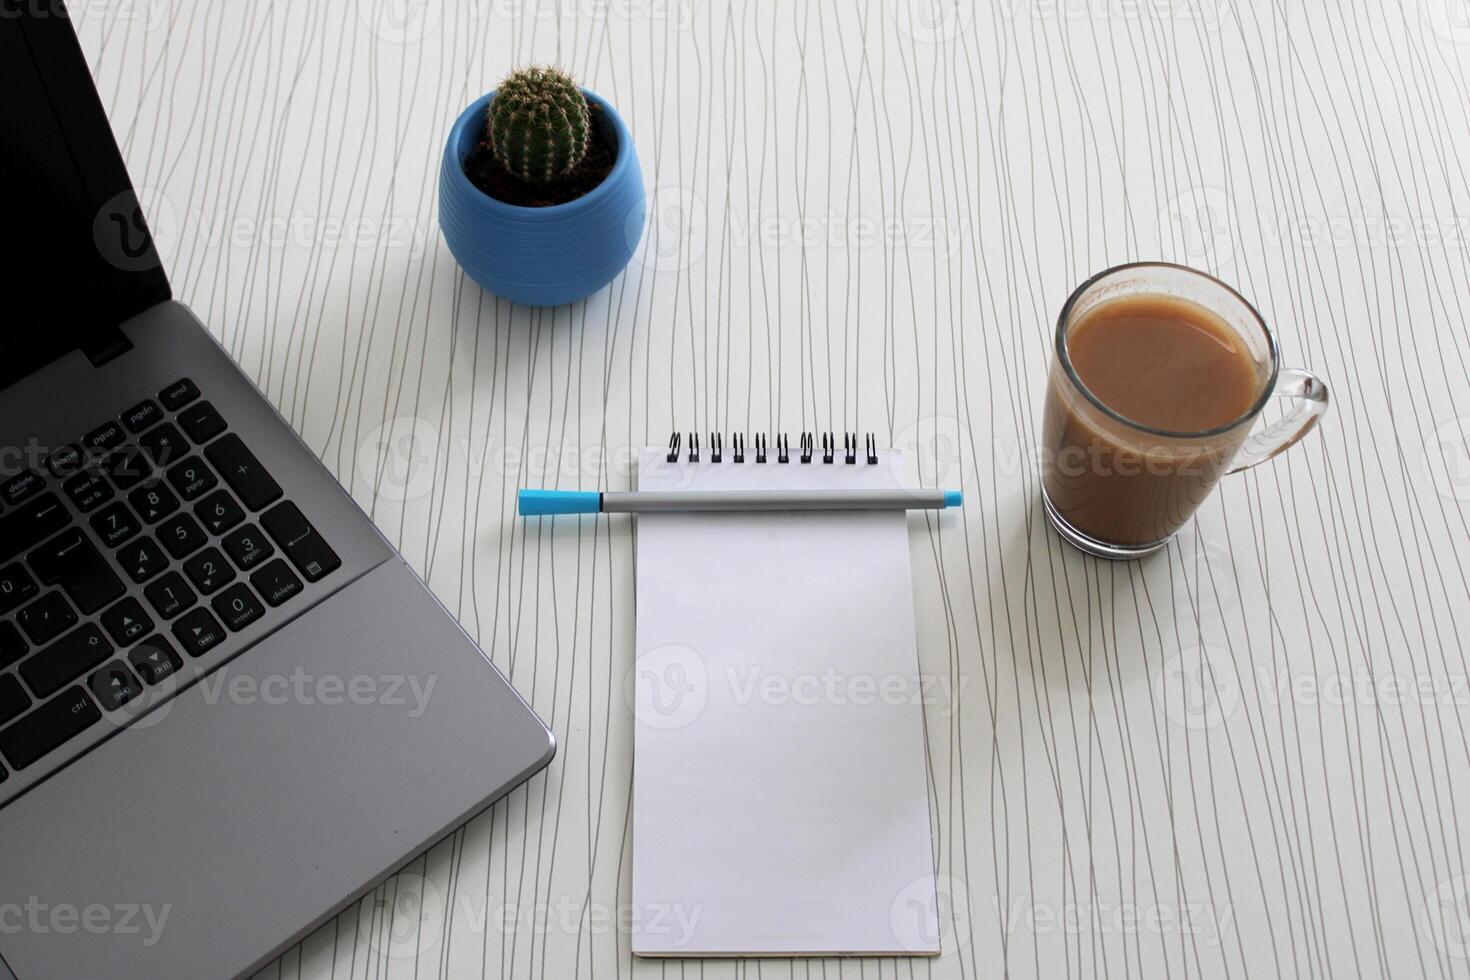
[439,90,645,307]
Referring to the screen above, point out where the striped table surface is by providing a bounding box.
[78,1,1470,977]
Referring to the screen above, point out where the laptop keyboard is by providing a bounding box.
[0,380,340,782]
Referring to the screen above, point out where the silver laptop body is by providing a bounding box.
[0,7,555,978]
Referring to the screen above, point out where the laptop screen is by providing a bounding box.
[0,3,169,389]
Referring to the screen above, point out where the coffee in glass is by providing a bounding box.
[1042,263,1329,559]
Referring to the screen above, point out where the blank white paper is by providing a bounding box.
[631,446,939,957]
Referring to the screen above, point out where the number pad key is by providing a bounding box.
[195,490,245,536]
[211,584,265,632]
[166,456,217,501]
[144,571,195,620]
[139,422,187,467]
[183,547,235,595]
[62,470,113,512]
[117,537,168,583]
[177,402,226,444]
[89,502,141,548]
[103,447,152,490]
[250,559,302,607]
[127,483,180,524]
[260,502,340,582]
[222,525,274,571]
[157,513,207,559]
[204,436,281,511]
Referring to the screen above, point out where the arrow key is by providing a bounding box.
[128,635,183,685]
[88,661,142,712]
[172,607,226,658]
[101,597,154,646]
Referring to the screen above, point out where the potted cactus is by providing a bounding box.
[439,67,645,307]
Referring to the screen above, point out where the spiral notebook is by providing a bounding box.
[631,433,939,957]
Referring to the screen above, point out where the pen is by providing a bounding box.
[518,488,963,516]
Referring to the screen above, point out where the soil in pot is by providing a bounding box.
[464,101,616,207]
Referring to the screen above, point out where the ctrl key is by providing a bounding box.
[0,686,100,771]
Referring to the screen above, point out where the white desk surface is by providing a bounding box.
[77,1,1470,976]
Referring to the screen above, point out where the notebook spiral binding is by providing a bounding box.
[666,432,879,465]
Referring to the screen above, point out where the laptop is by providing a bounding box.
[0,6,555,979]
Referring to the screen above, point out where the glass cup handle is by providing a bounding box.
[1226,367,1330,474]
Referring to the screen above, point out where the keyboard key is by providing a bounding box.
[103,447,152,490]
[0,562,38,615]
[89,501,141,548]
[129,635,183,684]
[20,623,112,699]
[173,608,226,657]
[0,686,99,771]
[46,444,84,477]
[261,502,340,582]
[0,622,27,669]
[139,422,187,467]
[166,456,217,500]
[178,401,226,444]
[117,536,168,583]
[205,436,281,511]
[157,513,207,559]
[100,597,153,646]
[62,470,113,512]
[127,482,180,524]
[121,399,163,433]
[84,420,126,452]
[26,528,124,614]
[221,524,274,571]
[1,493,70,561]
[89,661,142,712]
[250,559,302,607]
[195,489,245,535]
[211,583,265,632]
[158,378,200,411]
[183,547,234,594]
[2,470,44,506]
[0,675,28,727]
[16,592,76,644]
[144,571,195,619]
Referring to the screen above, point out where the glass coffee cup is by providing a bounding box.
[1041,262,1329,560]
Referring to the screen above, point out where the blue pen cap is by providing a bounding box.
[519,490,602,516]
[944,489,963,508]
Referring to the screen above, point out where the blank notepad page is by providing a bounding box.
[631,446,939,957]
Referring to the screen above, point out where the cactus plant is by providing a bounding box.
[486,66,591,184]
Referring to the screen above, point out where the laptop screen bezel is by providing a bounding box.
[0,0,171,388]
